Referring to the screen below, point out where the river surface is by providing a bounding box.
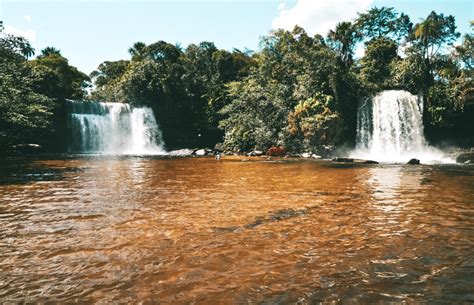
[0,156,473,303]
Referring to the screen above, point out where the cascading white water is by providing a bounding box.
[353,90,447,163]
[67,101,165,154]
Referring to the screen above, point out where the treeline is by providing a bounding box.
[0,38,89,152]
[1,7,472,153]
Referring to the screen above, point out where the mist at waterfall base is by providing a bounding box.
[67,101,166,155]
[352,90,451,163]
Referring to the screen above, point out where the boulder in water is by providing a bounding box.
[193,149,207,156]
[456,153,474,164]
[247,150,264,156]
[267,146,286,157]
[407,158,420,165]
[361,160,379,164]
[167,148,194,156]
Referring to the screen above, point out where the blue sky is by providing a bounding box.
[1,0,472,74]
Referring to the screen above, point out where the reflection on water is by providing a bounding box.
[0,156,473,303]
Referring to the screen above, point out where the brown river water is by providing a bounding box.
[0,156,473,303]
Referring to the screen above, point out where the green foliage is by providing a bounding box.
[359,37,399,91]
[327,22,361,68]
[287,93,343,150]
[0,35,54,148]
[355,7,412,41]
[28,50,90,100]
[89,60,129,101]
[391,47,427,93]
[219,79,289,151]
[412,11,460,60]
[453,22,473,71]
[220,27,354,152]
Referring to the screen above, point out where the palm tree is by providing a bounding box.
[128,42,147,61]
[38,46,61,58]
[328,22,361,68]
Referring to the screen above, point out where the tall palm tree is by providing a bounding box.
[128,42,147,61]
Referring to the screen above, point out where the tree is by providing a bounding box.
[327,21,361,68]
[37,46,61,59]
[355,6,412,42]
[128,41,147,61]
[287,93,343,151]
[219,78,289,151]
[412,11,460,62]
[89,60,129,101]
[0,34,35,59]
[453,21,473,71]
[0,35,54,149]
[359,37,399,91]
[28,50,90,100]
[410,11,461,126]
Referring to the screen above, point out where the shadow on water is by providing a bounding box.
[0,154,176,185]
[0,157,84,185]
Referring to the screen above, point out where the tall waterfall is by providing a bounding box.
[67,101,165,154]
[353,90,446,162]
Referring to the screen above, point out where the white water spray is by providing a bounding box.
[67,101,165,154]
[352,90,449,163]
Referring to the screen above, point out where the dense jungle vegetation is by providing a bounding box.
[1,7,472,153]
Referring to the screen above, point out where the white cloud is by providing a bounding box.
[4,25,36,42]
[24,15,32,23]
[272,0,373,37]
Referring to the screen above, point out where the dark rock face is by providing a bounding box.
[456,153,474,163]
[407,158,420,164]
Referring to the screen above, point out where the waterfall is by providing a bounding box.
[67,101,165,154]
[353,90,446,163]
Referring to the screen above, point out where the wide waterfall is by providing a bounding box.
[67,101,165,154]
[353,90,446,163]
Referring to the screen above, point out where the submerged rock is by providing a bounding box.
[332,157,354,162]
[407,158,420,164]
[456,153,474,164]
[332,157,379,164]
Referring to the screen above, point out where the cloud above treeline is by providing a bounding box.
[3,25,36,42]
[272,0,373,37]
